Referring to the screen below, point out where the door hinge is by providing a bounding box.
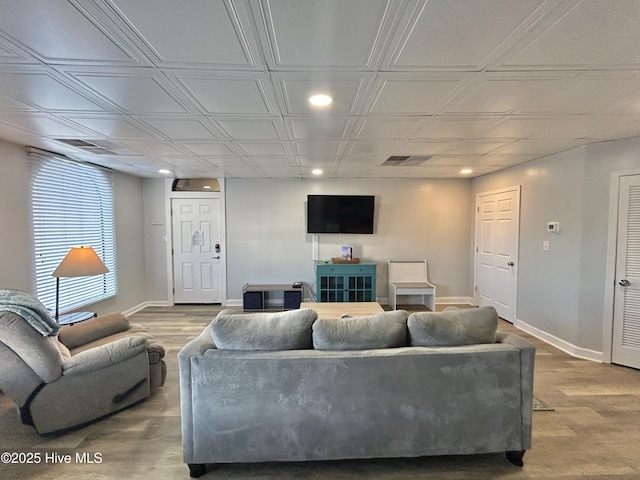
[475,285,477,292]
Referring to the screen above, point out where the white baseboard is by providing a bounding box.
[514,318,603,363]
[227,296,474,308]
[436,296,475,305]
[122,301,171,317]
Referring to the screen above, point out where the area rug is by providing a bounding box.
[533,395,554,411]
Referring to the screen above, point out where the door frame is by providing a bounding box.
[473,185,521,322]
[603,168,640,364]
[165,179,227,306]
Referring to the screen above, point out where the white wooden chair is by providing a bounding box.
[388,260,436,311]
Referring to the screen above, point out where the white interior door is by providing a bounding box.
[612,175,640,369]
[172,198,222,303]
[475,186,520,322]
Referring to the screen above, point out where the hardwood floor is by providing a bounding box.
[1,304,640,479]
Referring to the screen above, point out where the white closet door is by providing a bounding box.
[475,186,520,323]
[612,175,640,369]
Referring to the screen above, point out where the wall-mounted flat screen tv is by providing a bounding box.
[307,195,375,234]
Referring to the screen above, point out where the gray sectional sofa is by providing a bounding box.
[179,307,535,478]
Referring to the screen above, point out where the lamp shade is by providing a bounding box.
[52,246,109,278]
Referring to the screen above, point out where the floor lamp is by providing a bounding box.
[51,246,109,322]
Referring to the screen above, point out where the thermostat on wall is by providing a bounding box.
[547,221,560,233]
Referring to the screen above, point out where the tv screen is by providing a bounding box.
[307,195,375,234]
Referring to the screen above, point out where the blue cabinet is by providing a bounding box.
[316,263,376,302]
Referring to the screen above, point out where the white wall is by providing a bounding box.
[142,178,170,302]
[92,171,147,315]
[224,178,472,304]
[472,137,640,357]
[0,140,34,291]
[472,148,588,349]
[0,138,148,316]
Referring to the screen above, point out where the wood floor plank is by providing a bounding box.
[1,304,640,479]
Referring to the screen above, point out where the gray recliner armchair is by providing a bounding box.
[0,290,165,434]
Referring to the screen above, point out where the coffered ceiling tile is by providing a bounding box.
[276,75,370,115]
[107,0,257,66]
[521,76,640,115]
[0,92,36,111]
[494,138,586,156]
[142,118,219,140]
[0,72,105,111]
[421,156,476,166]
[180,143,237,156]
[238,142,288,156]
[369,76,467,114]
[587,117,640,140]
[394,141,451,156]
[221,161,266,178]
[531,115,640,139]
[0,114,95,138]
[478,116,561,138]
[66,116,154,139]
[443,140,510,155]
[355,118,420,140]
[343,155,389,165]
[298,156,341,167]
[472,154,539,167]
[121,140,186,156]
[347,141,399,156]
[259,167,302,178]
[289,118,350,140]
[0,0,137,63]
[499,0,640,69]
[248,157,294,167]
[216,119,281,140]
[71,73,189,113]
[256,0,394,68]
[414,117,498,139]
[447,76,568,115]
[177,75,273,114]
[295,141,343,156]
[386,0,547,69]
[162,157,210,168]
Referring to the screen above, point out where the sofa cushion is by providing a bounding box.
[58,313,130,350]
[210,309,317,351]
[312,310,408,350]
[407,306,498,346]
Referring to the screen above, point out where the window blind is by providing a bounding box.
[31,155,117,314]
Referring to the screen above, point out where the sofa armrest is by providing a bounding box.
[62,336,148,376]
[58,313,133,349]
[146,341,165,363]
[495,331,535,450]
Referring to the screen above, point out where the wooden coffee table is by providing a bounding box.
[300,302,384,318]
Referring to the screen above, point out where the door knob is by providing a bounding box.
[619,279,631,287]
[507,262,515,267]
[212,256,220,260]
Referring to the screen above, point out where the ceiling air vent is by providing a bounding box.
[54,139,128,155]
[382,155,433,166]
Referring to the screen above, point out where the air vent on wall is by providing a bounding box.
[382,155,433,166]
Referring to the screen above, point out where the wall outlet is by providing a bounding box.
[543,240,550,251]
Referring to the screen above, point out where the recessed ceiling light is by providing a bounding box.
[158,169,172,174]
[460,169,473,175]
[312,168,323,175]
[309,94,333,107]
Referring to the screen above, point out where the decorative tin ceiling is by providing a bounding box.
[1,0,640,179]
